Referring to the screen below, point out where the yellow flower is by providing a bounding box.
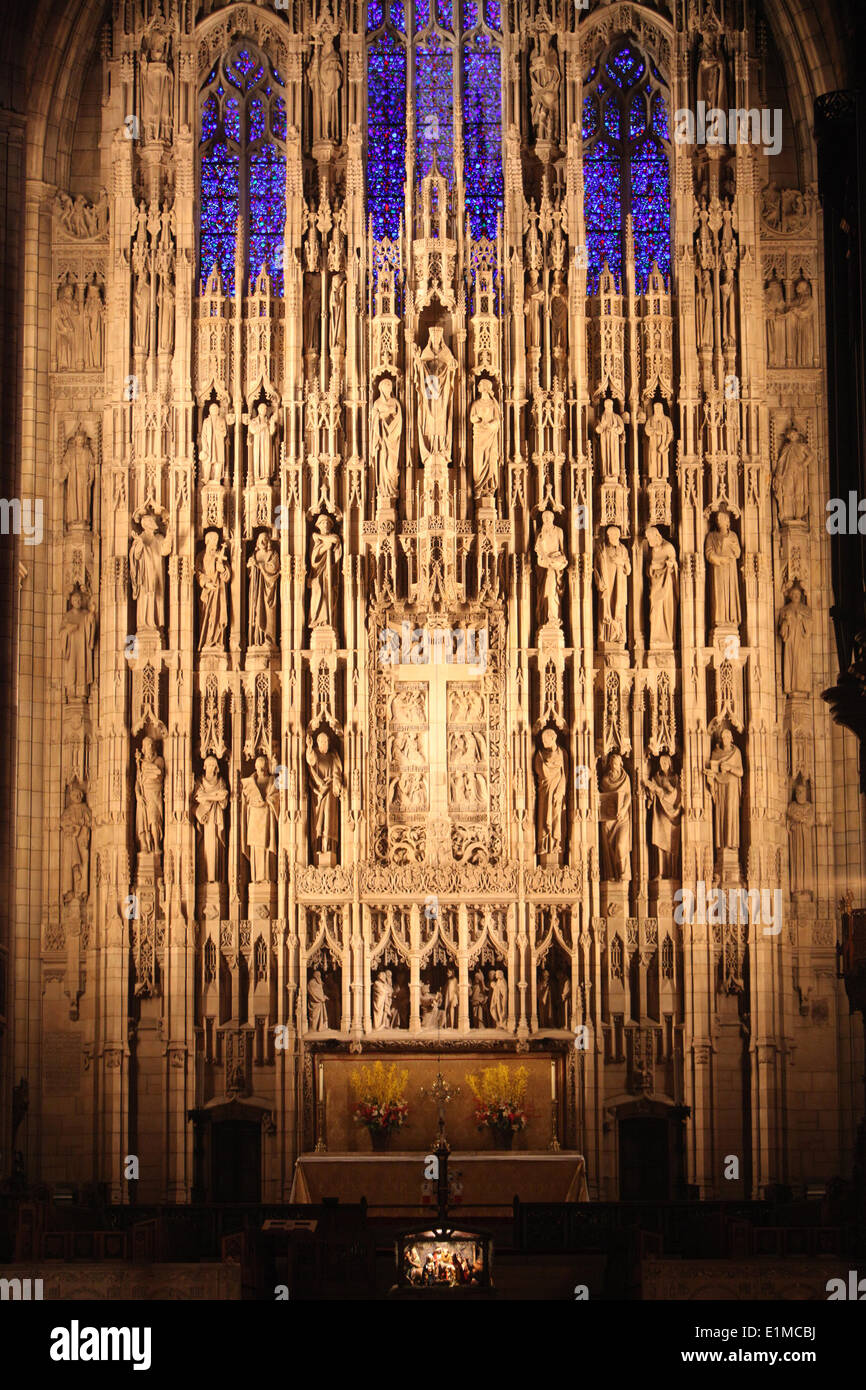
[350,1060,408,1105]
[465,1063,528,1107]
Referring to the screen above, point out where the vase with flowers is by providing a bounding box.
[465,1063,530,1150]
[350,1061,409,1151]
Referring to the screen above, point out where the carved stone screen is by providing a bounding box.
[7,0,862,1207]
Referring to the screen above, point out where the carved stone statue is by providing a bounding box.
[370,378,402,504]
[524,266,544,353]
[306,729,343,866]
[645,402,673,478]
[773,426,812,524]
[193,755,228,883]
[705,729,743,852]
[704,510,741,629]
[247,532,280,647]
[443,968,458,1028]
[135,737,165,854]
[599,752,632,882]
[594,525,631,645]
[246,403,277,485]
[196,530,231,650]
[765,276,786,366]
[697,25,727,112]
[54,280,79,370]
[372,969,394,1030]
[537,967,553,1028]
[489,969,507,1028]
[787,777,815,896]
[133,269,150,355]
[645,754,682,879]
[308,968,330,1031]
[470,970,488,1028]
[470,379,501,499]
[241,755,279,883]
[787,276,815,365]
[141,27,173,142]
[529,30,561,142]
[129,511,172,631]
[328,272,346,359]
[308,515,342,630]
[83,276,104,369]
[534,728,566,863]
[414,326,457,466]
[58,426,95,527]
[60,780,91,903]
[199,403,232,484]
[697,268,713,350]
[596,398,625,478]
[778,583,812,695]
[550,271,568,355]
[59,587,95,698]
[535,510,567,628]
[645,526,678,649]
[158,273,175,354]
[310,32,342,143]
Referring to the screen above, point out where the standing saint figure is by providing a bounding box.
[306,729,344,866]
[594,524,631,645]
[59,587,95,698]
[470,971,488,1028]
[644,754,682,879]
[141,27,173,141]
[765,276,786,365]
[537,967,553,1027]
[644,402,673,478]
[534,728,567,862]
[54,280,79,369]
[193,756,229,883]
[308,968,330,1031]
[58,426,95,527]
[529,30,561,141]
[778,583,812,695]
[135,737,165,854]
[310,32,342,143]
[199,403,232,484]
[489,969,507,1028]
[372,971,392,1030]
[705,729,743,852]
[246,402,277,484]
[787,276,815,365]
[535,510,568,628]
[698,25,727,111]
[370,378,402,504]
[196,530,231,650]
[60,781,91,903]
[308,514,342,630]
[599,752,632,882]
[596,398,625,478]
[773,426,812,524]
[129,511,172,631]
[470,379,501,499]
[413,326,458,466]
[133,269,150,355]
[704,510,741,629]
[444,968,458,1028]
[240,755,280,883]
[645,527,678,648]
[697,268,714,350]
[247,533,280,647]
[787,777,815,896]
[328,272,346,359]
[83,276,104,369]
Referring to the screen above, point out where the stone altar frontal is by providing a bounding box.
[7,0,860,1210]
[290,1153,588,1214]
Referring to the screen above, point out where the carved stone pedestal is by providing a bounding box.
[713,848,742,886]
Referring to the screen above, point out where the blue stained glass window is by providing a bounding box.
[484,0,500,28]
[368,31,407,238]
[391,0,407,32]
[436,0,453,26]
[583,42,670,293]
[199,43,286,296]
[416,36,453,180]
[463,0,479,25]
[464,33,503,238]
[368,0,384,27]
[415,0,430,27]
[606,44,644,91]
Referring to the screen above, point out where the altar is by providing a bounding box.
[289,1151,589,1216]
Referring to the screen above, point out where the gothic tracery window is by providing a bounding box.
[582,40,671,293]
[199,42,287,296]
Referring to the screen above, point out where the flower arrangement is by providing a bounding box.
[350,1061,409,1136]
[465,1063,530,1139]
